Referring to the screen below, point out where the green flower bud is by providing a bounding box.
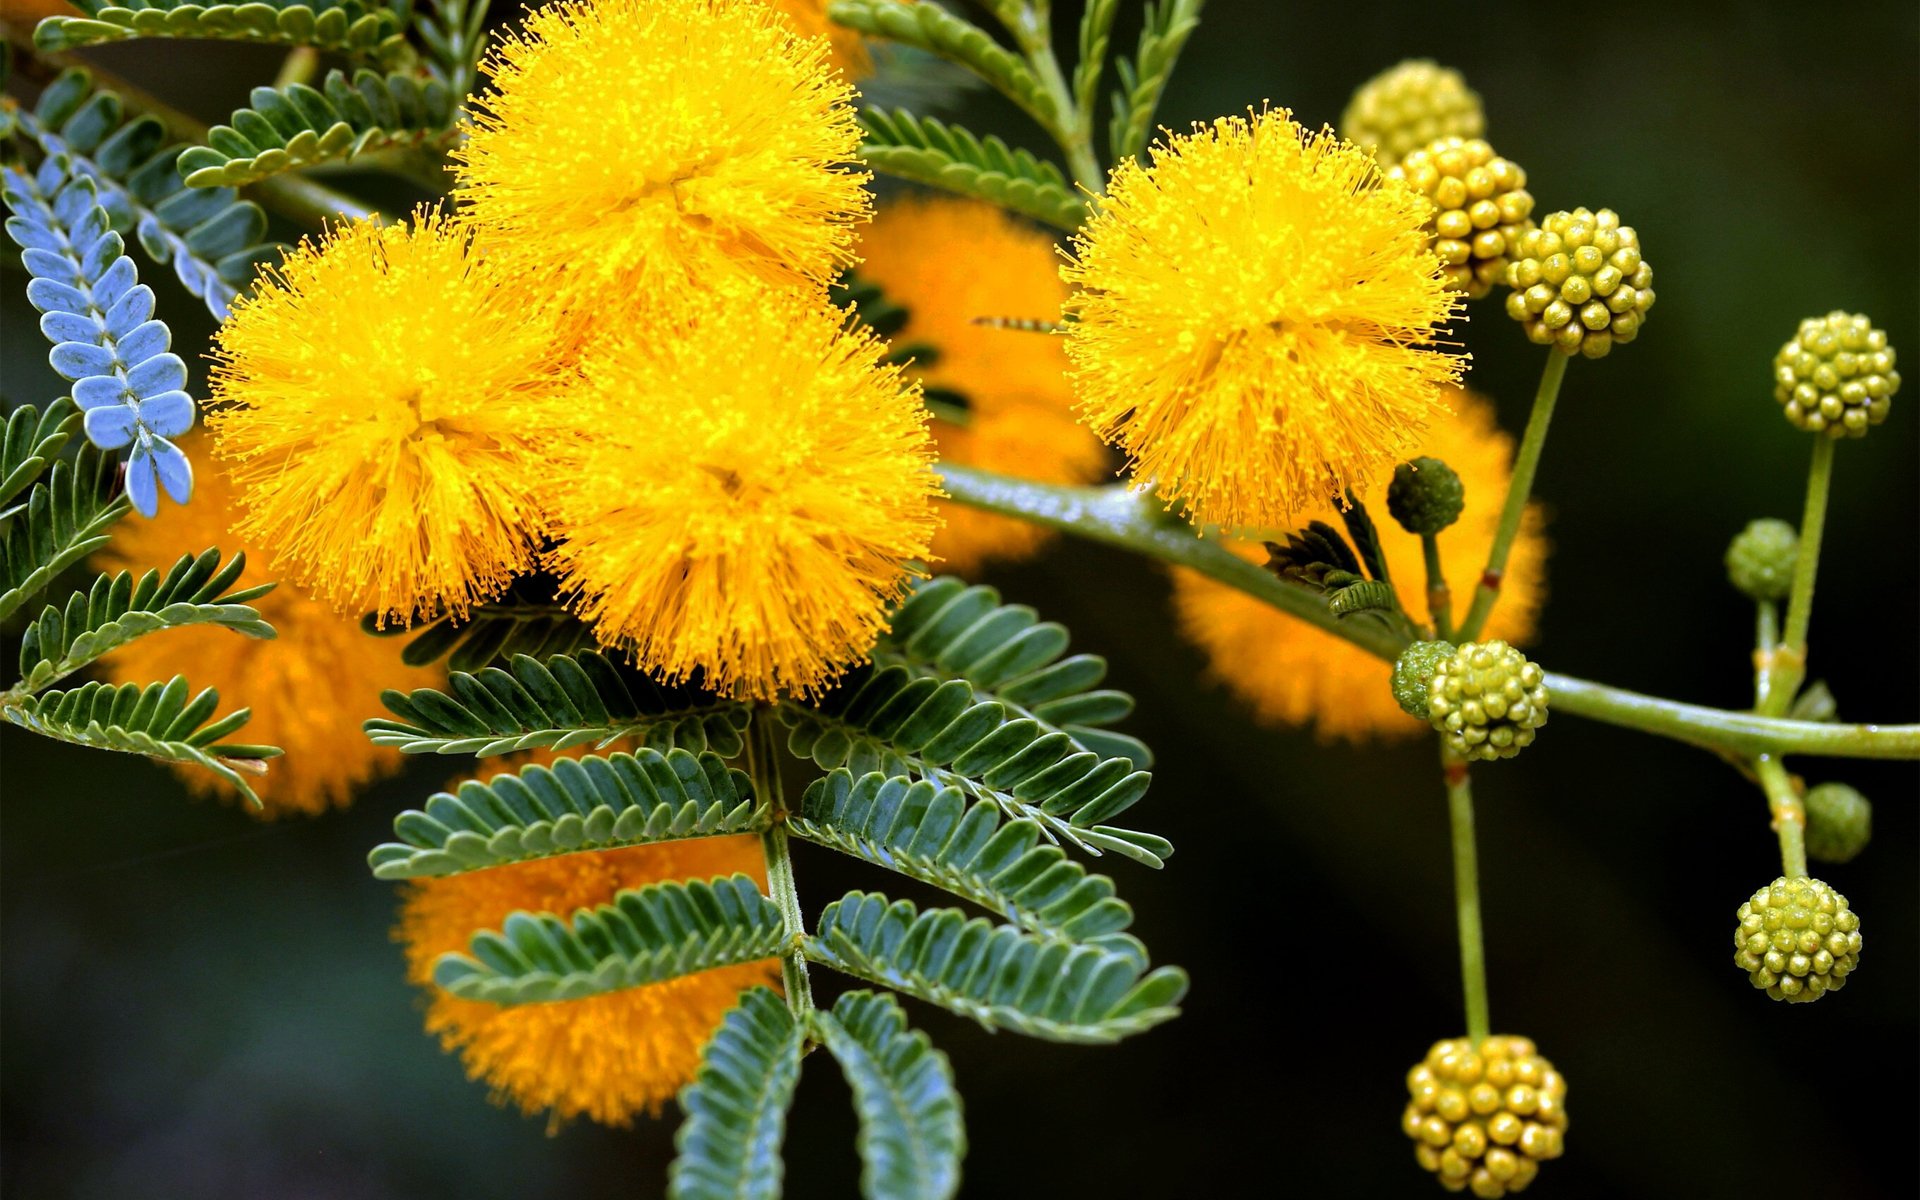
[1732,876,1861,1003]
[1723,518,1798,601]
[1772,311,1900,438]
[1503,208,1654,358]
[1341,59,1485,170]
[1427,640,1548,761]
[1401,1034,1567,1198]
[1803,783,1871,864]
[1393,639,1458,717]
[1388,457,1466,536]
[1389,139,1535,299]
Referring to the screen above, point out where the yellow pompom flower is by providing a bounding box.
[856,195,1105,573]
[455,0,870,307]
[1171,390,1547,741]
[398,753,776,1128]
[544,284,938,701]
[1063,109,1463,532]
[208,211,567,625]
[93,444,441,816]
[761,0,910,77]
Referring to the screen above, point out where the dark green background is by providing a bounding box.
[4,1,1916,1196]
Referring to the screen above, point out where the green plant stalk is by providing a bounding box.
[750,717,815,1019]
[1753,754,1809,877]
[938,464,1920,761]
[1458,350,1568,641]
[1751,600,1779,710]
[1763,436,1836,716]
[272,46,321,90]
[1442,750,1490,1044]
[1006,3,1103,193]
[1422,532,1454,640]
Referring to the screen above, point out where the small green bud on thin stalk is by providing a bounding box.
[1732,876,1862,1002]
[1402,1035,1568,1198]
[1389,457,1466,535]
[1427,641,1549,761]
[1803,783,1872,863]
[1340,59,1485,169]
[1394,640,1458,717]
[1505,208,1654,358]
[1773,312,1900,438]
[1724,518,1799,602]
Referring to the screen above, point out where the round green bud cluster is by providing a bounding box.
[1402,1035,1567,1197]
[1723,518,1799,602]
[1504,208,1654,359]
[1394,639,1459,717]
[1803,783,1872,864]
[1390,139,1535,299]
[1732,876,1862,1003]
[1772,311,1900,438]
[1341,59,1485,170]
[1388,457,1466,535]
[1427,640,1549,761]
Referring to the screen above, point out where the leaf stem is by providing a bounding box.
[749,716,815,1020]
[937,464,1920,762]
[1441,749,1490,1044]
[1753,754,1809,878]
[1762,436,1835,716]
[1422,532,1454,640]
[1458,350,1568,641]
[1008,2,1104,193]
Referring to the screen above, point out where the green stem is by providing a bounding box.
[1458,350,1568,642]
[1422,532,1454,640]
[1751,600,1779,710]
[272,46,321,90]
[748,717,814,1019]
[1442,750,1490,1044]
[1009,3,1104,193]
[1753,755,1809,878]
[1763,436,1836,715]
[937,464,1920,762]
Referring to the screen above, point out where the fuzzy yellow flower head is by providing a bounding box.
[456,0,870,306]
[94,443,441,817]
[857,195,1105,573]
[544,285,938,701]
[397,763,775,1127]
[209,211,566,625]
[1064,110,1463,532]
[1171,390,1547,741]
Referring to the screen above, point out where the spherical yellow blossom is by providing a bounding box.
[761,0,910,77]
[543,284,938,701]
[208,211,567,625]
[93,444,440,816]
[1171,390,1547,741]
[398,751,776,1128]
[1063,109,1462,532]
[455,0,869,307]
[857,195,1105,572]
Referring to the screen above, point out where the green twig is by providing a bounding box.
[1752,755,1809,878]
[1422,532,1454,640]
[1458,350,1568,641]
[1441,750,1490,1044]
[749,716,815,1020]
[1006,1,1104,193]
[1762,436,1836,715]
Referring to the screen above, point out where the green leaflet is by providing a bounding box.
[829,0,1060,135]
[857,110,1087,233]
[0,401,78,512]
[367,747,767,880]
[432,874,786,1005]
[813,991,965,1200]
[670,987,805,1200]
[0,444,126,624]
[35,0,411,65]
[1108,0,1205,164]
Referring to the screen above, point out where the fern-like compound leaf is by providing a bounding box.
[34,0,410,65]
[1,675,277,804]
[1327,577,1400,618]
[857,109,1086,232]
[0,446,125,624]
[432,873,786,1004]
[1072,0,1120,129]
[3,159,194,516]
[829,1,1060,135]
[669,986,805,1200]
[13,68,280,318]
[177,68,459,188]
[878,576,1150,769]
[791,770,1134,943]
[0,400,79,512]
[367,747,767,880]
[1107,0,1204,164]
[15,548,275,694]
[362,576,597,671]
[807,891,1187,1043]
[365,651,752,758]
[813,990,965,1200]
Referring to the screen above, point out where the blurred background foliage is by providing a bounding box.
[3,1,1915,1196]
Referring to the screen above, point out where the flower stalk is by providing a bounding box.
[1753,754,1809,878]
[1442,749,1491,1044]
[1421,532,1454,640]
[1764,435,1836,715]
[1458,349,1568,641]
